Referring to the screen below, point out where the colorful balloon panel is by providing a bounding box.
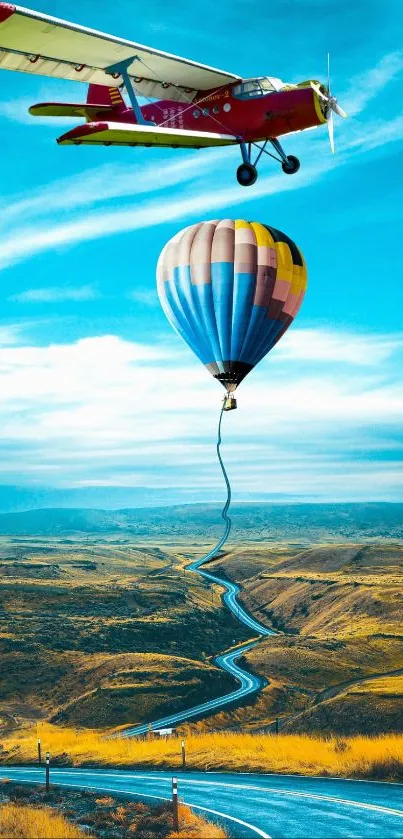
[157,220,307,391]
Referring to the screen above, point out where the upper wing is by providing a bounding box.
[0,4,240,102]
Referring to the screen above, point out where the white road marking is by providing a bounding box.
[0,773,270,838]
[4,768,403,820]
[186,801,271,837]
[174,778,403,819]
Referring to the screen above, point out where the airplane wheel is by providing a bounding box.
[282,155,300,175]
[236,163,258,186]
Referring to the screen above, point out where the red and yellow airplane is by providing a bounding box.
[0,3,346,186]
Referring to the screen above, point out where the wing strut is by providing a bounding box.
[105,56,153,126]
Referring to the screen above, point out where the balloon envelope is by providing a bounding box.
[157,220,307,391]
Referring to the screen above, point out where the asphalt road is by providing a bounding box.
[189,555,275,639]
[123,555,274,736]
[1,766,403,838]
[122,639,263,736]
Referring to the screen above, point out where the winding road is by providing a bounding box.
[122,552,274,737]
[2,557,402,836]
[1,766,403,838]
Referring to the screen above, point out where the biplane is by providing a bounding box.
[0,3,346,186]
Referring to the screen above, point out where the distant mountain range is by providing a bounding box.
[0,503,401,541]
[0,485,308,514]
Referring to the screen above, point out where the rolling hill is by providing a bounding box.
[0,502,401,541]
[200,542,403,735]
[0,538,246,731]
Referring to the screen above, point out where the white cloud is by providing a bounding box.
[0,325,24,345]
[274,328,402,365]
[9,284,98,303]
[0,328,400,500]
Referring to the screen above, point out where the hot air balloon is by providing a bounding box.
[157,220,307,410]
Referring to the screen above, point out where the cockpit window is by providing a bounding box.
[232,77,284,99]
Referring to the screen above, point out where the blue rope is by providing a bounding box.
[191,403,232,569]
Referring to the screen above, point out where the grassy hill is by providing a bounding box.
[0,538,246,730]
[194,542,403,735]
[0,518,401,737]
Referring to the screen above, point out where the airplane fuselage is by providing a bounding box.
[97,82,326,142]
[147,84,325,141]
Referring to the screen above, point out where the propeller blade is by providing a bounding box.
[331,100,347,118]
[327,109,335,153]
[327,52,331,95]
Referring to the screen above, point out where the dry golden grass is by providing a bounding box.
[3,724,403,780]
[212,543,403,640]
[349,675,403,696]
[0,537,246,730]
[167,803,227,838]
[0,803,91,838]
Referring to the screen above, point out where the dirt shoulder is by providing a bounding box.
[0,781,226,838]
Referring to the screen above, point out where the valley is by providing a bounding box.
[0,505,402,739]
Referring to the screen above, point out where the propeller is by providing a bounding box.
[311,54,347,153]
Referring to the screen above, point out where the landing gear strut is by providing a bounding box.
[236,138,300,186]
[269,138,300,175]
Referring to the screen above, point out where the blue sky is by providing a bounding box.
[0,0,402,506]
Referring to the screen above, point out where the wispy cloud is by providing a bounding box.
[341,51,403,117]
[9,284,99,303]
[1,152,227,227]
[129,288,159,306]
[0,95,78,127]
[342,114,403,152]
[0,157,332,272]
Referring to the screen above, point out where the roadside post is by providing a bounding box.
[37,738,42,765]
[181,739,186,770]
[45,752,50,792]
[172,776,179,831]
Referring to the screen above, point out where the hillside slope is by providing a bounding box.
[0,538,246,730]
[201,543,403,735]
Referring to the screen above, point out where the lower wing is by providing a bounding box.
[57,121,238,148]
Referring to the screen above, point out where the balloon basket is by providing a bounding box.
[223,395,237,412]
